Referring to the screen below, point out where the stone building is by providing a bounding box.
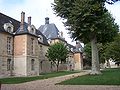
[0,12,83,77]
[38,17,83,71]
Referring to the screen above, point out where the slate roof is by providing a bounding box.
[0,12,20,33]
[67,42,83,53]
[38,17,83,53]
[38,23,59,39]
[0,12,49,46]
[36,30,49,46]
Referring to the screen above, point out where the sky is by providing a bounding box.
[0,0,120,45]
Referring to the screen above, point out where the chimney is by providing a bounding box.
[20,11,25,31]
[45,17,49,24]
[28,16,31,25]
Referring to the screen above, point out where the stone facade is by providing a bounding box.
[0,12,83,78]
[74,52,83,70]
[0,12,50,77]
[0,32,14,77]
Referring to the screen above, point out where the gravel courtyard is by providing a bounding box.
[1,71,120,90]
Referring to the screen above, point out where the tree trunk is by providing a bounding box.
[56,64,59,72]
[90,36,101,75]
[56,61,59,72]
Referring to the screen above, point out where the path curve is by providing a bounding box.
[1,71,120,90]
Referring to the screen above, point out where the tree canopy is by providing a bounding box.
[104,33,120,62]
[53,0,119,74]
[46,42,68,71]
[53,0,118,44]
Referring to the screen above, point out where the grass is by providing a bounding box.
[0,71,79,84]
[59,68,120,85]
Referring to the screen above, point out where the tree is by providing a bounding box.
[83,43,92,67]
[46,42,68,71]
[83,43,106,66]
[104,33,120,65]
[53,0,119,74]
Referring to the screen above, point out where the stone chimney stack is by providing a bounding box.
[45,17,49,24]
[28,16,31,25]
[20,11,25,31]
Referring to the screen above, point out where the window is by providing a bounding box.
[7,37,12,54]
[28,25,36,34]
[4,23,14,33]
[40,45,42,51]
[31,28,34,34]
[7,59,11,70]
[38,35,43,43]
[31,59,35,70]
[31,38,34,54]
[7,27,12,32]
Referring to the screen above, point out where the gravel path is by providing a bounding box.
[1,71,120,90]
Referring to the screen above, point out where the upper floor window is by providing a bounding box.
[40,45,42,51]
[7,37,12,54]
[31,38,35,54]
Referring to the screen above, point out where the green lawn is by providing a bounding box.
[0,71,79,84]
[59,68,120,85]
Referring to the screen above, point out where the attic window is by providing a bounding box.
[38,35,43,43]
[4,23,14,33]
[31,28,34,33]
[7,27,12,32]
[28,25,36,34]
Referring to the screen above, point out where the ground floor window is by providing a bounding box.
[7,59,11,70]
[31,59,35,70]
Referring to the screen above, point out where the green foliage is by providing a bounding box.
[46,42,68,71]
[53,0,119,44]
[84,43,107,64]
[83,43,92,66]
[59,68,120,85]
[53,0,119,74]
[104,33,120,62]
[84,33,120,64]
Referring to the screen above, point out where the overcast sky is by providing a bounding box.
[0,0,120,45]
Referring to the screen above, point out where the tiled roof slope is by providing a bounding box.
[38,23,59,39]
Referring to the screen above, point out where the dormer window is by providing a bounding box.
[28,25,36,34]
[38,35,43,43]
[4,23,14,33]
[7,27,11,32]
[31,28,34,33]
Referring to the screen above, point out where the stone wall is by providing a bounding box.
[74,52,83,70]
[14,34,40,76]
[0,33,14,77]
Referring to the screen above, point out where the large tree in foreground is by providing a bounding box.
[46,42,68,71]
[53,0,119,74]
